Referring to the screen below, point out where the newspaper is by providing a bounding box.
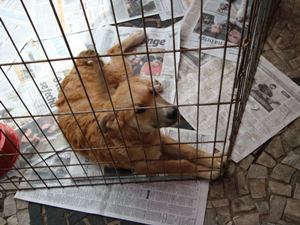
[231,57,300,162]
[91,23,181,103]
[177,52,300,162]
[178,52,236,146]
[0,110,70,180]
[16,180,209,225]
[0,31,87,118]
[0,31,86,178]
[28,0,163,40]
[0,0,33,66]
[181,0,250,61]
[16,128,212,225]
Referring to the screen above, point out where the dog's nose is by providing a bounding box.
[167,106,178,120]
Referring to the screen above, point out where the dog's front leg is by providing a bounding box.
[107,31,145,54]
[161,135,226,169]
[132,160,220,180]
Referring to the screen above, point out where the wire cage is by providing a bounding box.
[0,0,276,191]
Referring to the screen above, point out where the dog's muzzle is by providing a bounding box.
[166,106,178,120]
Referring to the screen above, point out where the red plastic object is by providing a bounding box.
[0,123,20,177]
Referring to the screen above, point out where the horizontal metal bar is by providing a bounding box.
[0,139,225,156]
[0,100,238,120]
[1,155,223,170]
[2,176,206,191]
[0,45,239,67]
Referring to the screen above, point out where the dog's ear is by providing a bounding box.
[99,112,124,133]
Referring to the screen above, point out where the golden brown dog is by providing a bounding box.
[56,32,224,179]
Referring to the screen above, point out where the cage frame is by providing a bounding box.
[0,0,276,191]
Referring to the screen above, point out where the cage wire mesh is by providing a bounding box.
[0,0,275,191]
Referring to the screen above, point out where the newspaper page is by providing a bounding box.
[16,179,209,225]
[181,0,250,61]
[16,128,212,225]
[177,52,236,149]
[28,0,163,40]
[0,0,33,67]
[231,57,300,162]
[91,23,181,103]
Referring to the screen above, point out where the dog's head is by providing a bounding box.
[100,77,178,133]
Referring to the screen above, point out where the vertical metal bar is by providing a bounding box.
[228,0,260,157]
[196,0,204,178]
[170,0,182,178]
[48,0,122,183]
[210,1,232,179]
[235,0,258,110]
[221,0,251,171]
[78,0,138,182]
[139,0,166,177]
[109,0,151,180]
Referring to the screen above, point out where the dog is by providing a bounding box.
[218,0,248,22]
[56,32,225,180]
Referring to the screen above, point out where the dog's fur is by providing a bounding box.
[56,32,225,179]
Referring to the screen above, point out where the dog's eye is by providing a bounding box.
[135,105,146,114]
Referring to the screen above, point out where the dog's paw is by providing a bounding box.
[76,50,98,65]
[212,153,227,169]
[132,31,146,45]
[78,49,97,58]
[197,167,221,180]
[194,153,227,169]
[153,80,163,93]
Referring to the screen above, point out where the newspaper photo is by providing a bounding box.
[231,57,300,162]
[16,128,213,225]
[181,0,250,61]
[0,108,70,179]
[14,117,69,171]
[91,23,181,103]
[14,151,73,189]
